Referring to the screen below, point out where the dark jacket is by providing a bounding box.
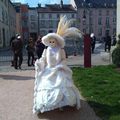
[11,38,23,54]
[104,35,111,45]
[26,41,35,53]
[35,40,45,58]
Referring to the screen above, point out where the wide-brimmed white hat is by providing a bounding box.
[42,33,65,48]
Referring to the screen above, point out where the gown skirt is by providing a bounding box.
[33,60,80,113]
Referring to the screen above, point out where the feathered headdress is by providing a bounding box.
[42,15,83,48]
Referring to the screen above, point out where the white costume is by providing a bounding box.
[33,16,82,113]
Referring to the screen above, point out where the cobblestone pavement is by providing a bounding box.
[0,71,101,120]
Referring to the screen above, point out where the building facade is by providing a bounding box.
[21,4,29,44]
[37,2,77,37]
[13,3,29,45]
[117,0,120,38]
[71,0,116,41]
[28,7,38,41]
[0,0,16,48]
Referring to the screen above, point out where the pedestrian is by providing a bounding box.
[11,35,23,69]
[33,16,81,114]
[90,33,96,53]
[112,34,116,46]
[104,33,112,52]
[26,38,35,66]
[10,36,16,66]
[35,36,45,59]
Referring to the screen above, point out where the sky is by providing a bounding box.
[11,0,70,7]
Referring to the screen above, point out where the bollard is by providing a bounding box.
[84,34,91,68]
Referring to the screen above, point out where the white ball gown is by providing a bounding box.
[33,47,80,113]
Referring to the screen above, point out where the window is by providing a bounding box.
[49,20,53,28]
[2,7,4,22]
[49,14,52,19]
[0,28,2,44]
[106,17,109,26]
[106,10,109,16]
[15,6,20,13]
[90,10,93,16]
[31,22,36,29]
[57,14,60,19]
[98,28,102,36]
[41,14,45,19]
[22,20,28,27]
[83,29,86,34]
[30,15,36,21]
[113,10,116,16]
[40,20,45,28]
[98,17,102,25]
[40,30,47,36]
[71,14,74,18]
[90,17,93,25]
[113,17,116,24]
[113,28,116,35]
[99,10,102,16]
[83,20,86,25]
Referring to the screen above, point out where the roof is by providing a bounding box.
[37,4,76,13]
[74,0,116,8]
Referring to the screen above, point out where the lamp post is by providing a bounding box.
[37,11,40,36]
[83,0,91,68]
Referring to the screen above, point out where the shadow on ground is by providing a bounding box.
[0,74,34,80]
[36,100,101,120]
[88,101,120,120]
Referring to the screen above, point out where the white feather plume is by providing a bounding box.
[63,27,82,38]
[57,15,83,38]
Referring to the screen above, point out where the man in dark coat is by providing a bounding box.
[104,33,111,52]
[35,37,45,59]
[26,38,35,66]
[11,35,23,69]
[90,33,96,53]
[10,36,16,66]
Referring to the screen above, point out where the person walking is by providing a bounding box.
[26,38,35,66]
[11,35,23,69]
[90,33,96,53]
[10,36,16,66]
[35,36,45,59]
[112,34,116,46]
[104,33,112,52]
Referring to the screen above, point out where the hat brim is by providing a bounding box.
[42,33,65,48]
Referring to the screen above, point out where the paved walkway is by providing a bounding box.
[0,43,111,120]
[0,50,111,72]
[0,71,101,120]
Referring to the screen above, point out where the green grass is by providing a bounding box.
[72,65,120,120]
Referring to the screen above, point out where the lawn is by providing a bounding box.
[73,65,120,120]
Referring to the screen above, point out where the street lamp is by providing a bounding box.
[37,4,41,36]
[38,12,40,35]
[82,1,91,35]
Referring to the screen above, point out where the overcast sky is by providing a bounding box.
[11,0,70,7]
